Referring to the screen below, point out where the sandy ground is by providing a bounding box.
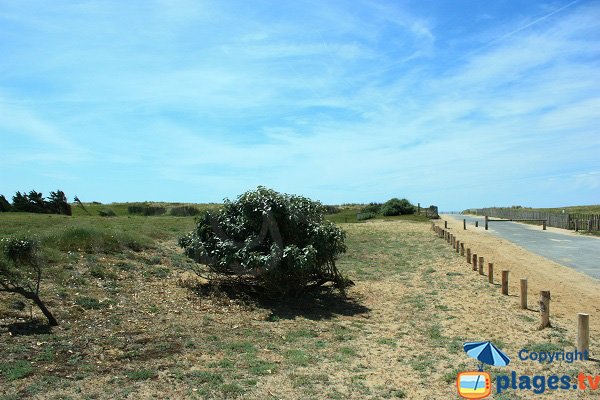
[358,219,600,399]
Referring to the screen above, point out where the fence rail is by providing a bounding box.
[468,208,600,232]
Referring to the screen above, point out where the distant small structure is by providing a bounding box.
[425,205,439,219]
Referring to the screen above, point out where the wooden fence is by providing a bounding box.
[468,208,600,232]
[431,221,592,355]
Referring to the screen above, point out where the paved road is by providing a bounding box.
[444,214,600,280]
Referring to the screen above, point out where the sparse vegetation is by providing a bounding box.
[0,200,598,399]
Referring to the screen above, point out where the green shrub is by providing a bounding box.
[360,202,382,214]
[381,198,415,216]
[75,296,106,310]
[127,204,166,216]
[356,212,376,221]
[324,205,340,214]
[89,265,117,280]
[169,206,201,217]
[1,237,38,264]
[179,187,350,297]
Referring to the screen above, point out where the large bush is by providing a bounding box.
[179,187,350,297]
[381,198,415,216]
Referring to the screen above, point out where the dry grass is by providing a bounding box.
[1,216,599,399]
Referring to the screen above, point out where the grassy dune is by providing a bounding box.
[70,201,221,217]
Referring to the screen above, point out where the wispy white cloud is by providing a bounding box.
[1,0,598,207]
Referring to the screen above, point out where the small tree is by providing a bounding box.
[381,198,415,216]
[11,191,29,212]
[0,237,58,326]
[48,190,72,215]
[0,195,11,212]
[26,190,48,213]
[179,187,350,297]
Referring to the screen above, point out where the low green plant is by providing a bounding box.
[75,296,106,310]
[126,369,156,380]
[0,360,34,380]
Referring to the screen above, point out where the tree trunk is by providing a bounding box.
[29,294,59,326]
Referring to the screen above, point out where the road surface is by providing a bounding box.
[445,214,600,280]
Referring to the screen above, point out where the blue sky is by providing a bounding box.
[1,0,599,210]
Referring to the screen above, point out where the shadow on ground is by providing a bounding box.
[186,277,370,321]
[0,319,54,335]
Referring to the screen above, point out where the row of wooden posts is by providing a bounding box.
[432,221,590,356]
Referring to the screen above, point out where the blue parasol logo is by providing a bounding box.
[456,341,511,399]
[463,341,511,370]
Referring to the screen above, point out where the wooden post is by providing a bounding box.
[577,313,590,355]
[478,257,484,275]
[575,220,579,232]
[588,220,592,232]
[460,243,465,256]
[485,215,489,230]
[466,248,471,263]
[488,263,493,284]
[444,220,448,229]
[463,219,466,230]
[418,203,421,214]
[539,290,551,328]
[543,220,546,230]
[520,279,527,309]
[455,240,460,253]
[475,221,479,227]
[502,270,509,295]
[472,254,478,271]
